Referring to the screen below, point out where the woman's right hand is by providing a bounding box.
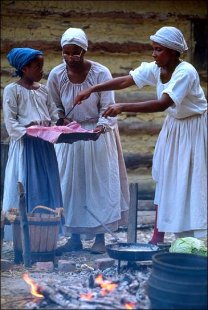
[56,118,72,126]
[102,104,123,117]
[25,121,38,128]
[74,88,92,105]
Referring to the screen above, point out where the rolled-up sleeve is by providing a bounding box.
[130,62,158,88]
[162,71,193,106]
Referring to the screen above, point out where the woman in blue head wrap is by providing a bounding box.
[3,47,63,241]
[7,47,43,77]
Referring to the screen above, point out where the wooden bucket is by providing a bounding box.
[12,206,61,263]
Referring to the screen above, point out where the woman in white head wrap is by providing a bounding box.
[75,26,207,243]
[47,28,129,254]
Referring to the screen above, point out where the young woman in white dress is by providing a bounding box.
[47,28,129,254]
[3,48,63,240]
[75,26,207,243]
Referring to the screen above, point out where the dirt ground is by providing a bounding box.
[1,228,175,310]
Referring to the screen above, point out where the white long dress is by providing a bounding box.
[130,61,207,234]
[47,61,129,235]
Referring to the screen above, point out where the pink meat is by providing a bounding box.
[26,121,93,143]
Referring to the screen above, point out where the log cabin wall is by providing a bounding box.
[1,0,207,199]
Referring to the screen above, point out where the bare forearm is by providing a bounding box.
[102,98,172,118]
[120,100,168,113]
[91,76,134,92]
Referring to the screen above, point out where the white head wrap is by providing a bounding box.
[61,28,88,51]
[150,26,188,54]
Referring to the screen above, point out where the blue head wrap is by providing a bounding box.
[7,47,43,77]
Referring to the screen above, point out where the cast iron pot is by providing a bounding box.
[147,252,208,309]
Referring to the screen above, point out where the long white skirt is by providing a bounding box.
[55,124,129,235]
[153,112,207,233]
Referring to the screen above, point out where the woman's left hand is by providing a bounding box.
[91,125,105,141]
[40,120,51,127]
[93,125,105,134]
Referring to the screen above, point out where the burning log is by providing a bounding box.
[23,273,78,307]
[23,272,145,309]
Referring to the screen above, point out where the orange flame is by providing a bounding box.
[95,274,117,295]
[80,292,94,300]
[125,302,136,309]
[23,273,44,298]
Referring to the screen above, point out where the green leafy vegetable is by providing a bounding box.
[169,237,207,256]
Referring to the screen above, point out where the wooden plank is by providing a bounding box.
[18,182,31,267]
[39,213,48,252]
[1,143,9,201]
[137,210,156,225]
[46,215,55,252]
[127,183,138,243]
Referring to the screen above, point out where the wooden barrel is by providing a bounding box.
[12,206,61,263]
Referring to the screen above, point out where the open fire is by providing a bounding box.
[22,271,146,309]
[23,273,44,298]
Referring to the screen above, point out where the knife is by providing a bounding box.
[56,104,77,126]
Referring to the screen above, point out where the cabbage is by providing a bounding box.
[169,237,207,256]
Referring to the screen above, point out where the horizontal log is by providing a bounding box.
[118,119,161,135]
[2,3,206,20]
[136,189,155,201]
[0,117,161,142]
[1,40,152,54]
[123,153,152,169]
[0,142,152,171]
[0,143,154,203]
[115,91,156,103]
[137,210,155,225]
[138,200,155,211]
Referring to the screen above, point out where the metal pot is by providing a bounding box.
[147,252,208,309]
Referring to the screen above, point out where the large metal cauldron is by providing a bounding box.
[147,252,208,309]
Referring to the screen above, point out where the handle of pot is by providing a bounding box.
[31,205,60,215]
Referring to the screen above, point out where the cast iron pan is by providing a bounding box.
[106,242,161,261]
[56,132,99,143]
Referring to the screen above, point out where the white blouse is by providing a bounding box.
[3,83,59,140]
[130,61,207,119]
[47,60,117,130]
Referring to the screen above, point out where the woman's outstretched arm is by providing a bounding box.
[74,75,135,105]
[102,93,174,117]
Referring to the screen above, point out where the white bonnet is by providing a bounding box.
[150,26,188,54]
[61,28,88,51]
